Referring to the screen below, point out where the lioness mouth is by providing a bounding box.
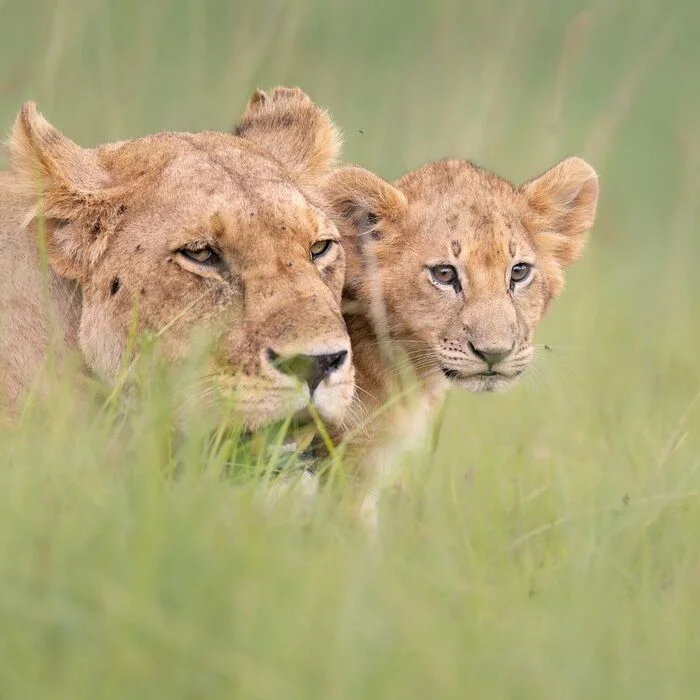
[238,421,323,476]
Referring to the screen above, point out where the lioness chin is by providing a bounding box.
[0,87,354,433]
[322,156,599,525]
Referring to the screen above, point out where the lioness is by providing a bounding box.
[0,87,354,431]
[322,156,598,519]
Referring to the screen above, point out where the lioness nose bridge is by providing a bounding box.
[247,278,338,318]
[248,266,332,297]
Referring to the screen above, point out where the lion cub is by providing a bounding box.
[322,156,599,521]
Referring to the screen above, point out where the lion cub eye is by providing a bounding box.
[310,240,334,260]
[430,264,459,288]
[179,246,220,266]
[510,262,533,288]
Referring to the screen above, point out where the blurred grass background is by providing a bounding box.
[1,0,700,697]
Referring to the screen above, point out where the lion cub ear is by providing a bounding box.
[321,167,408,297]
[234,86,342,188]
[321,166,407,243]
[9,102,123,280]
[520,156,599,267]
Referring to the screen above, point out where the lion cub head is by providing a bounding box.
[323,157,598,393]
[9,88,352,428]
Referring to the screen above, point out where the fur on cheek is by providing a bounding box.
[49,220,112,278]
[536,259,565,306]
[78,304,127,384]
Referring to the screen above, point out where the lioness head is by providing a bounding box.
[8,88,353,428]
[323,157,598,393]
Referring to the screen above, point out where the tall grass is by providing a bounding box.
[1,0,699,697]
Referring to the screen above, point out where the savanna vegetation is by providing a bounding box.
[0,0,699,697]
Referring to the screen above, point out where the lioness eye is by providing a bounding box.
[180,247,219,265]
[430,264,458,287]
[510,262,533,286]
[310,240,333,260]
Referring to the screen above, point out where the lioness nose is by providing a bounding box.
[267,349,348,394]
[468,341,513,366]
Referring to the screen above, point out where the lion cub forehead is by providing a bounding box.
[400,159,522,231]
[398,159,516,202]
[408,192,524,252]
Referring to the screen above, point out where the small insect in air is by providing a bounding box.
[544,344,552,352]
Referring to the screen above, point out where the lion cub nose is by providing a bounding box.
[266,349,348,394]
[468,341,513,366]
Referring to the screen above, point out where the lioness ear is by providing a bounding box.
[233,86,342,187]
[9,102,122,280]
[322,166,407,243]
[521,156,599,267]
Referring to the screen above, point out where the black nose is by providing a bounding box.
[267,349,348,394]
[468,341,513,367]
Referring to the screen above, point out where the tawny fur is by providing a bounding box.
[234,86,342,190]
[0,89,354,429]
[322,157,599,513]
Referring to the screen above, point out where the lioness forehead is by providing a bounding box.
[99,131,312,204]
[97,131,332,250]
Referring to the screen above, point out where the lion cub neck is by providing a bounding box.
[336,309,449,497]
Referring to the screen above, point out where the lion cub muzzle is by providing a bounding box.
[467,341,514,369]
